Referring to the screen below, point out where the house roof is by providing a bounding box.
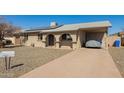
[41,21,112,33]
[19,25,63,34]
[19,21,111,34]
[25,27,51,31]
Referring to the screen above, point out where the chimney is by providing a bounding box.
[50,22,57,28]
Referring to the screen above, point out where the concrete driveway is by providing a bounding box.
[21,48,121,78]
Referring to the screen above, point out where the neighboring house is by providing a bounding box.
[119,31,124,46]
[110,31,124,46]
[4,36,15,44]
[107,35,121,47]
[4,30,22,46]
[14,21,111,49]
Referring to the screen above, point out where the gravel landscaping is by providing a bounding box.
[0,47,72,78]
[109,47,124,77]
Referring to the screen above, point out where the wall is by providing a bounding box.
[60,41,72,49]
[24,35,42,47]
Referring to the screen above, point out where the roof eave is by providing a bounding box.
[41,25,112,33]
[41,29,77,33]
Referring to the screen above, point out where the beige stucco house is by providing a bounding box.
[14,21,112,49]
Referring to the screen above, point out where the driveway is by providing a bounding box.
[21,48,121,78]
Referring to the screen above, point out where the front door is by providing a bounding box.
[48,34,54,46]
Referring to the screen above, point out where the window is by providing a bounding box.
[38,33,42,40]
[61,34,72,41]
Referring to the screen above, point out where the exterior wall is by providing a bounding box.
[60,41,72,49]
[24,35,42,47]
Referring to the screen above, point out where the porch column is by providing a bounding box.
[104,32,108,49]
[99,31,108,49]
[55,34,60,48]
[42,34,46,48]
[71,34,77,50]
[77,31,81,49]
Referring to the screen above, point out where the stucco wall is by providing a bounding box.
[60,41,72,49]
[24,36,42,47]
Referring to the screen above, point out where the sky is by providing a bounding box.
[4,15,124,34]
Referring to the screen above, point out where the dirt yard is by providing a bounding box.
[109,47,124,77]
[0,47,72,78]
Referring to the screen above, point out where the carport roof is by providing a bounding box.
[41,21,112,33]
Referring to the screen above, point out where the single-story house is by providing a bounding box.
[14,21,112,49]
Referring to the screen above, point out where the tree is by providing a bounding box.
[0,17,21,40]
[0,23,9,40]
[0,16,21,47]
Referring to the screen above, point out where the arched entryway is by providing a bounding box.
[59,33,72,48]
[46,34,55,46]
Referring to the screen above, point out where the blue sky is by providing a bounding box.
[4,15,124,34]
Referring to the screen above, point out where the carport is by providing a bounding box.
[78,27,108,48]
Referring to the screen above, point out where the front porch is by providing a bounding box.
[42,31,77,49]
